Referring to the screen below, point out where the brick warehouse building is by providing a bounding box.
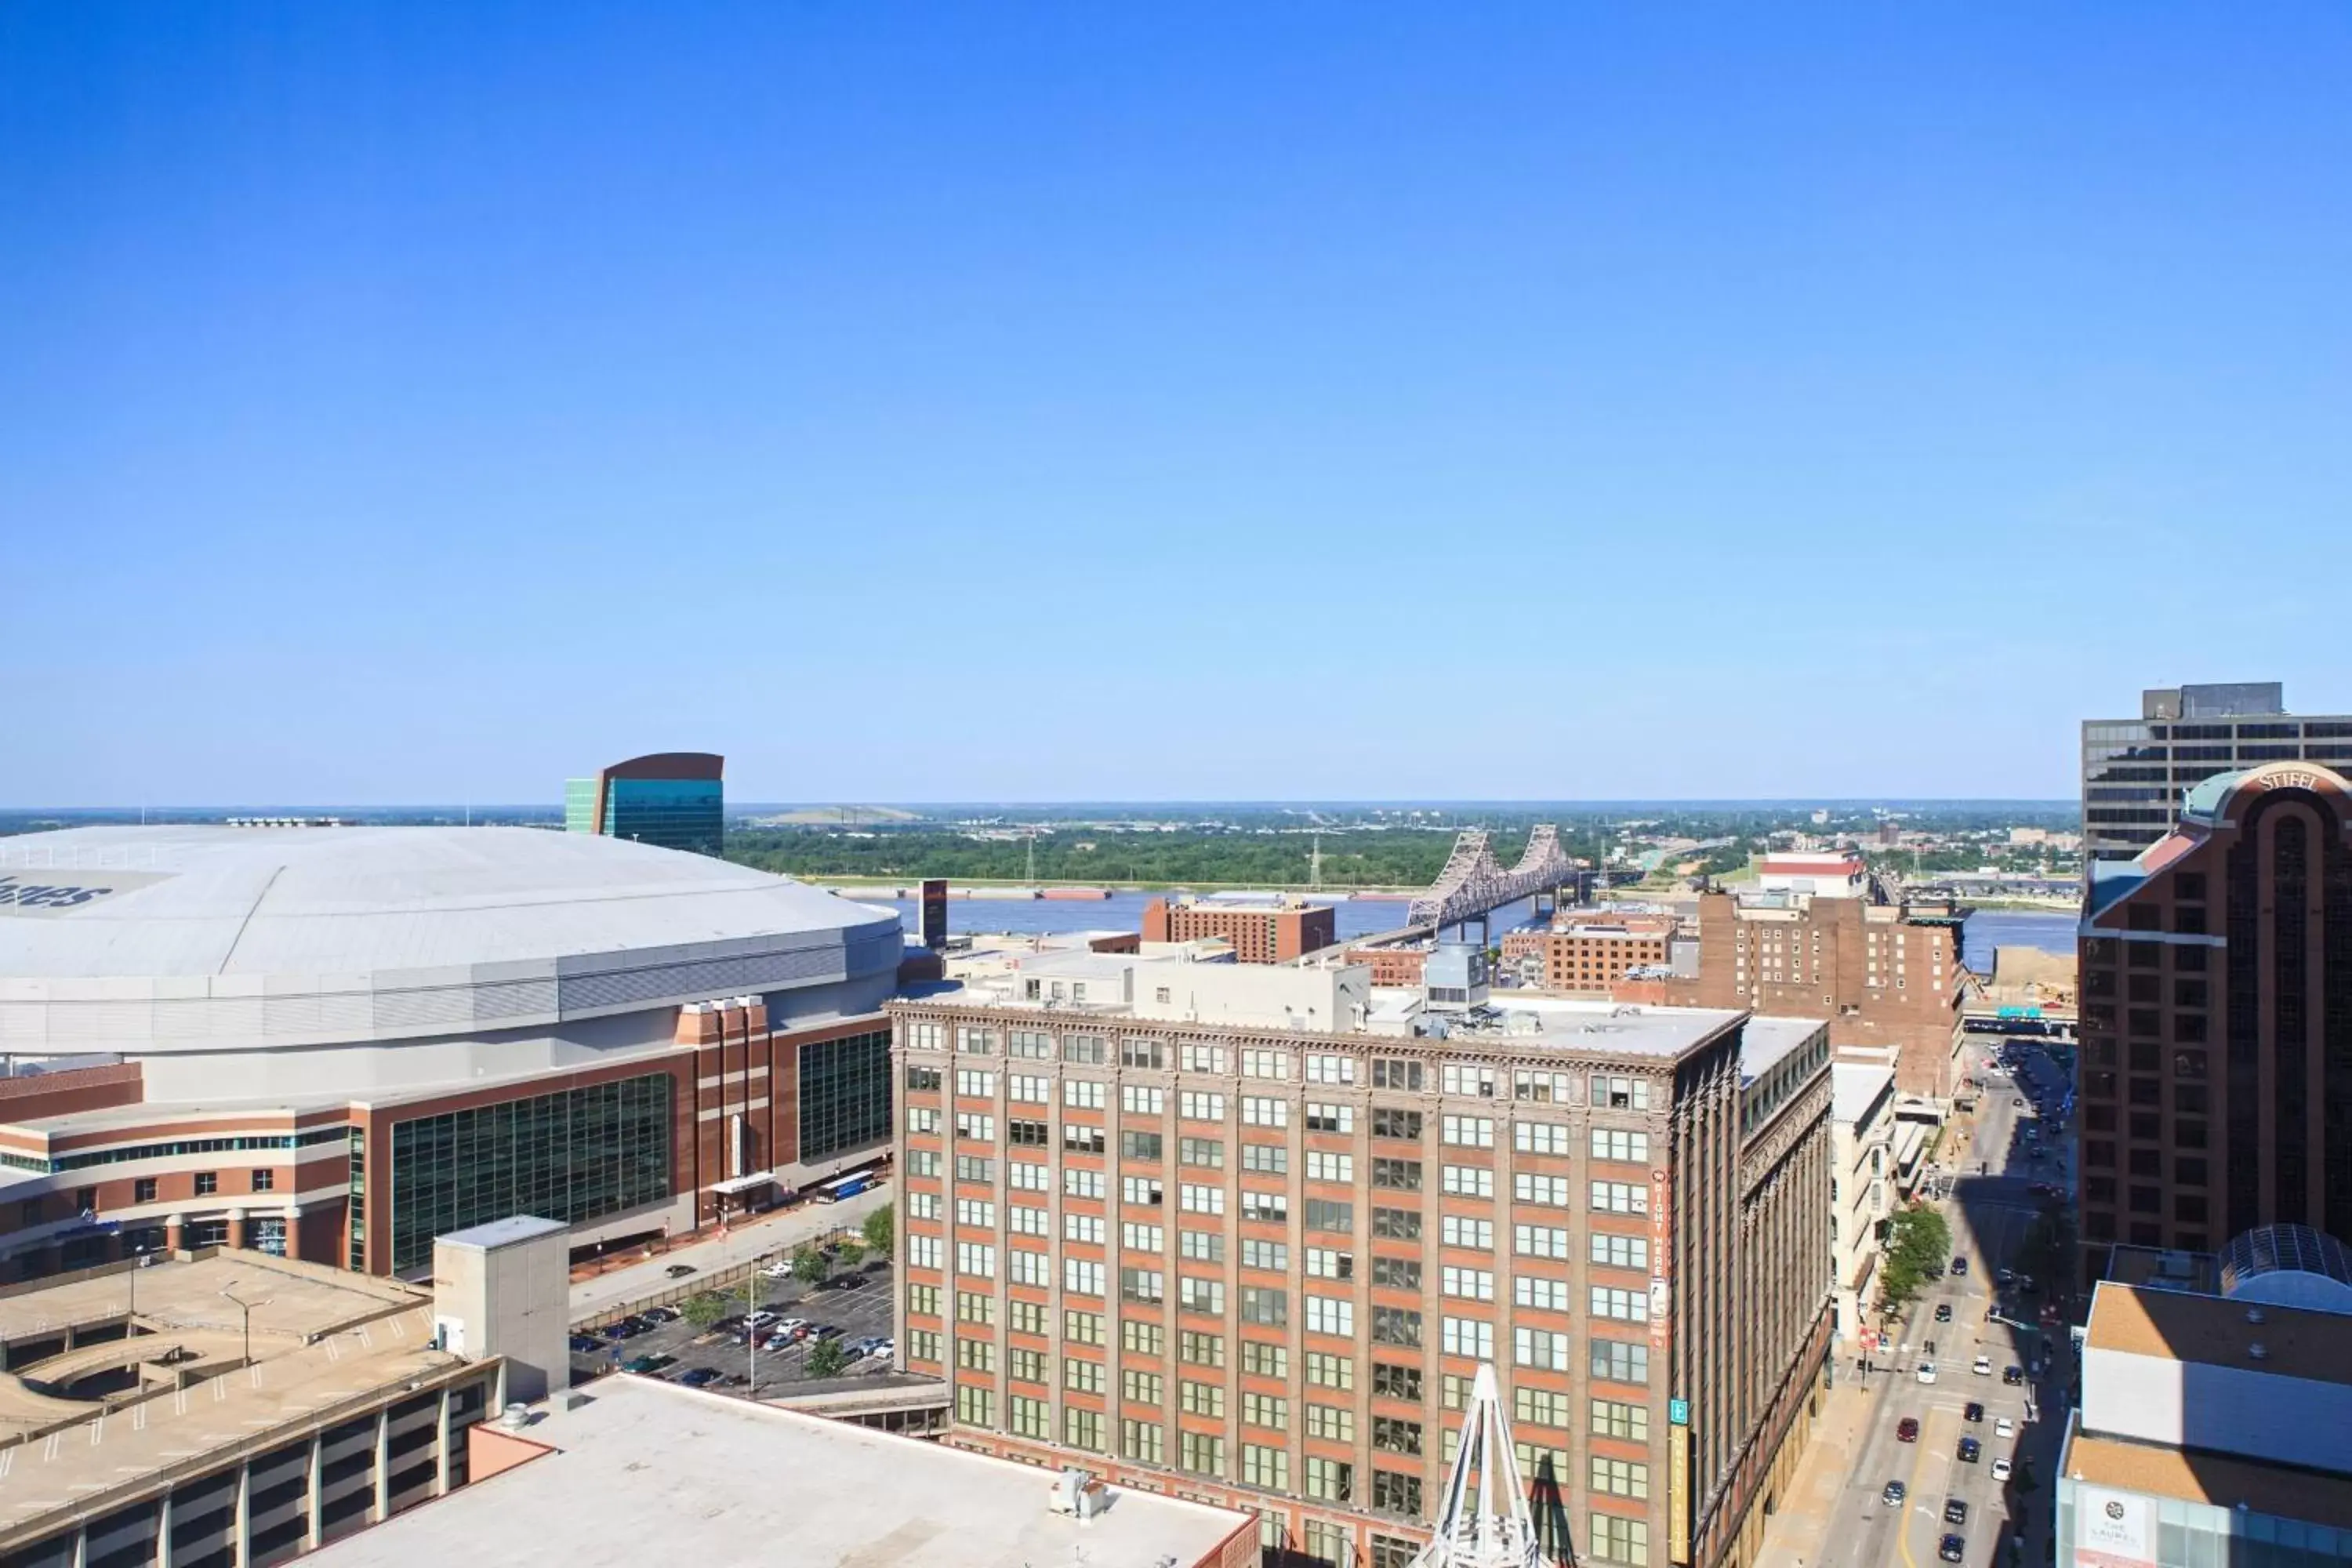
[1143,897,1339,963]
[1500,914,1678,994]
[2077,761,2352,1276]
[1664,891,1968,1098]
[0,827,902,1280]
[887,960,1833,1568]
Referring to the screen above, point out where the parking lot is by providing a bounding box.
[570,1254,899,1399]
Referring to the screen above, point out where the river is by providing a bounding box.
[848,890,2078,963]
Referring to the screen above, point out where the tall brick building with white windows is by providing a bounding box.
[887,959,1833,1568]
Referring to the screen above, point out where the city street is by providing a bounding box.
[1789,1036,2077,1568]
[567,1183,891,1324]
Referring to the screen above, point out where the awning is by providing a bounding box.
[706,1171,779,1195]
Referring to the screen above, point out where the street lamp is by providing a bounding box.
[220,1281,271,1368]
[125,1243,151,1318]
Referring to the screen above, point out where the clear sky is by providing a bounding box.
[4,4,2347,807]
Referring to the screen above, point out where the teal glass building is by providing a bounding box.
[565,752,724,856]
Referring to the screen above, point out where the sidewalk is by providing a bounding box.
[567,1185,891,1323]
[1756,1360,1882,1568]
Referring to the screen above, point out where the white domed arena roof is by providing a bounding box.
[0,826,902,1053]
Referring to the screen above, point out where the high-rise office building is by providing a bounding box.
[2076,760,2352,1276]
[2081,682,2352,859]
[888,956,1834,1568]
[565,751,725,855]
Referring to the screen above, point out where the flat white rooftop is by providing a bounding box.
[310,1374,1253,1568]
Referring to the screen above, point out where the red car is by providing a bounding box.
[1896,1417,1920,1443]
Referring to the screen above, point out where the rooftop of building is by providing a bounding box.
[1739,1015,1829,1082]
[0,825,896,986]
[0,1253,457,1541]
[308,1374,1252,1568]
[2063,1425,2352,1533]
[2086,1280,2352,1389]
[1831,1061,1896,1125]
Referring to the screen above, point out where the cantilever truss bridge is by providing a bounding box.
[1406,825,1574,930]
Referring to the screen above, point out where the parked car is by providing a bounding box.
[1957,1437,1981,1464]
[1973,1356,1993,1376]
[865,1338,895,1361]
[745,1309,782,1330]
[1896,1418,1919,1443]
[1995,1417,2016,1439]
[848,1336,885,1358]
[760,1260,795,1279]
[2002,1365,2026,1385]
[641,1305,681,1324]
[1991,1457,2013,1483]
[621,1354,675,1375]
[665,1262,698,1279]
[811,1323,844,1340]
[1944,1498,1969,1526]
[713,1316,747,1337]
[1934,1304,1953,1323]
[1882,1481,1907,1507]
[1939,1533,1966,1563]
[603,1319,647,1341]
[675,1367,721,1388]
[1950,1257,1968,1276]
[568,1334,604,1355]
[819,1274,863,1292]
[1915,1362,1938,1385]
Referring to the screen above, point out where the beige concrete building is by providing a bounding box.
[887,957,1834,1568]
[1828,1062,1896,1341]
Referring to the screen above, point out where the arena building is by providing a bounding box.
[0,825,906,1281]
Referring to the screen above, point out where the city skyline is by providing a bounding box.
[5,6,2350,805]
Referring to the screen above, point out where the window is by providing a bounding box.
[1241,1048,1290,1080]
[1063,1357,1104,1393]
[1065,1308,1104,1345]
[955,1385,995,1427]
[1590,1514,1646,1561]
[1063,1406,1105,1453]
[1515,1223,1570,1258]
[1305,1102,1354,1134]
[1372,1058,1425,1091]
[1181,1330,1225,1368]
[1441,1316,1494,1359]
[956,1068,997,1098]
[1307,1404,1357,1444]
[955,1027,994,1055]
[1007,1029,1053,1060]
[1307,1053,1357,1084]
[1062,1033,1107,1065]
[1590,1233,1649,1271]
[1241,1287,1288,1327]
[1374,1158,1424,1191]
[194,1171,220,1197]
[906,1327,941,1364]
[1180,1091,1226,1122]
[1590,1339,1650,1385]
[1591,1181,1647,1214]
[1007,1393,1049,1438]
[1180,1042,1228,1073]
[1515,1122,1571,1156]
[1441,1164,1494,1198]
[1009,1161,1049,1192]
[1515,1388,1570,1428]
[1242,1237,1290,1272]
[1514,1326,1570,1370]
[1440,1064,1497,1098]
[1180,1431,1225,1478]
[1243,1392,1289,1430]
[1179,1183,1225,1215]
[1513,1069,1576,1103]
[1372,1207,1423,1240]
[1121,1037,1166,1070]
[1306,1295,1355,1337]
[903,1031,946,1062]
[1441,1115,1495,1148]
[1243,1443,1289,1491]
[1120,1130,1163,1161]
[1591,1076,1650,1111]
[1121,1219,1164,1253]
[1592,1399,1650,1443]
[1305,1246,1353,1279]
[1591,1287,1647,1322]
[1591,1457,1650,1500]
[1241,1190,1288,1224]
[1440,1214,1494,1250]
[1120,1266,1165,1304]
[1371,1107,1423,1141]
[1515,1276,1569,1312]
[1179,1229,1225,1263]
[1373,1307,1423,1348]
[1241,1340,1288,1379]
[908,1236,944,1271]
[1180,1134,1225,1168]
[1373,1469,1423,1519]
[1305,1197,1353,1233]
[133,1177,158,1204]
[1122,1419,1163,1465]
[1241,1097,1289,1128]
[1065,1168,1105,1200]
[954,1154,996,1182]
[1065,1258,1105,1296]
[907,1283,941,1318]
[1516,1173,1570,1207]
[1442,1265,1495,1301]
[1123,1175,1164,1207]
[1371,1255,1423,1290]
[1179,1276,1225,1314]
[1305,1457,1355,1503]
[956,1337,995,1372]
[1305,1151,1354,1184]
[1121,1085,1165,1116]
[1308,1353,1355,1392]
[955,1242,996,1277]
[1065,1212,1105,1244]
[1181,1379,1226,1417]
[1591,1128,1650,1163]
[1242,1142,1290,1174]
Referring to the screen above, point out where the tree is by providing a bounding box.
[790,1244,832,1287]
[862,1204,895,1255]
[804,1337,850,1379]
[835,1240,866,1268]
[1876,1203,1954,1316]
[681,1290,731,1328]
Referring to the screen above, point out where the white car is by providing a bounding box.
[1991,1457,2013,1483]
[1995,1417,2016,1439]
[1973,1356,1993,1376]
[744,1309,782,1330]
[1916,1362,1939,1385]
[760,1260,795,1279]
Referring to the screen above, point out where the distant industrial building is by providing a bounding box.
[1499,911,1682,993]
[2081,681,2352,859]
[2078,761,2352,1270]
[2058,1225,2352,1567]
[1142,895,1337,963]
[1754,851,1867,899]
[564,750,724,855]
[887,953,1835,1568]
[1663,890,1969,1097]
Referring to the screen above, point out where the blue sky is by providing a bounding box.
[4,4,2347,806]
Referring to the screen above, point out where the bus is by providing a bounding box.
[814,1169,880,1203]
